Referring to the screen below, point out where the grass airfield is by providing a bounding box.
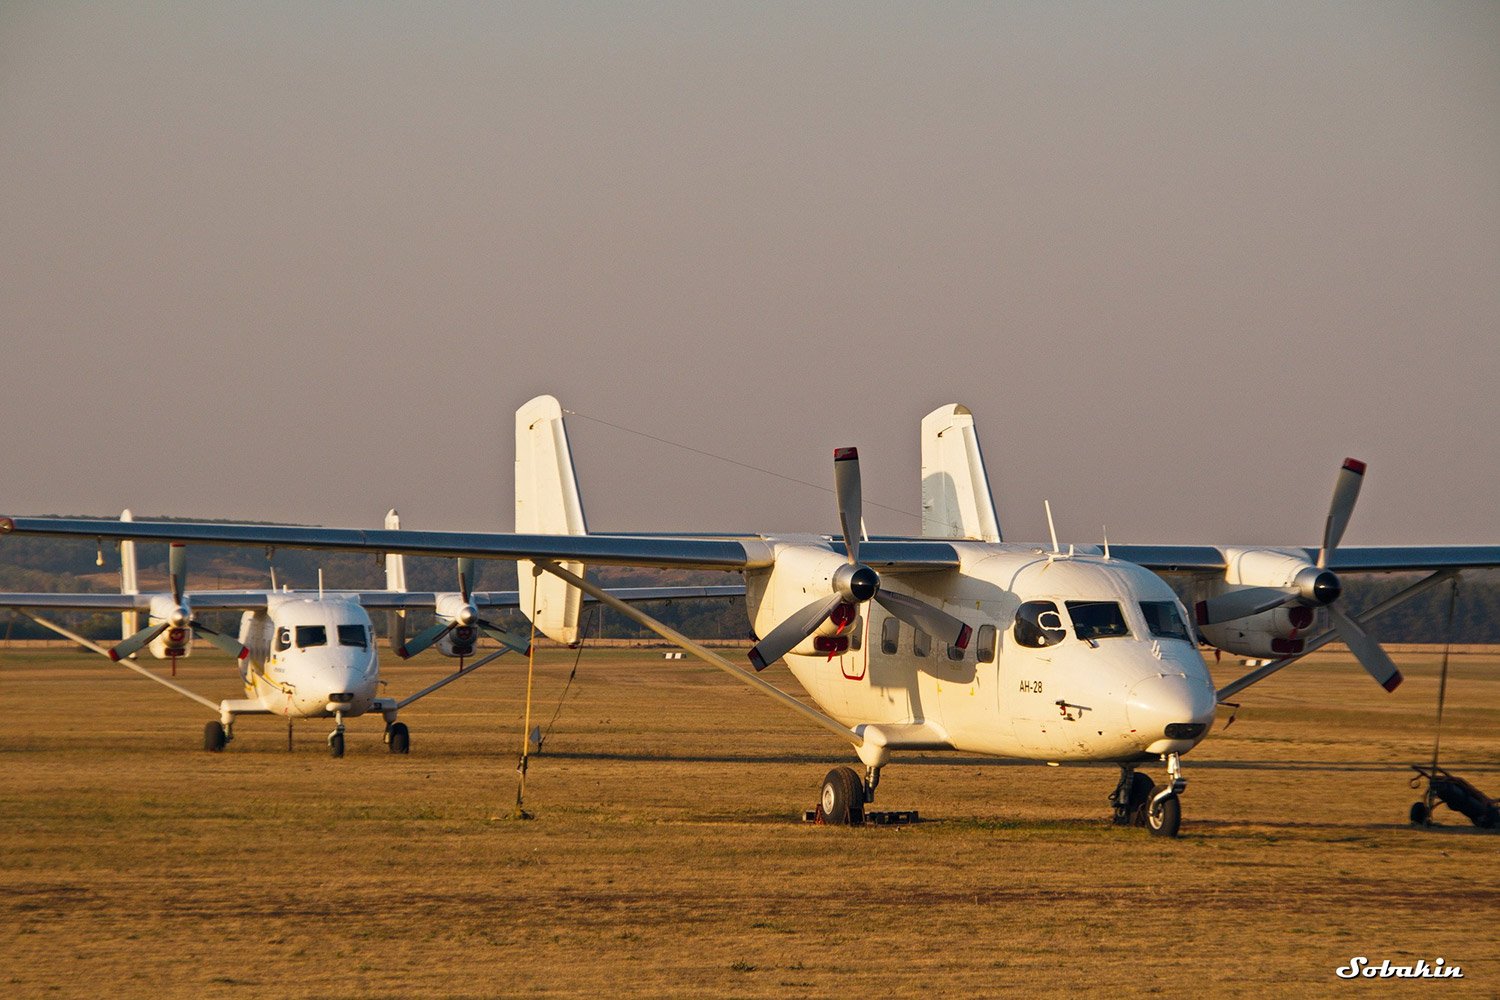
[2,645,1497,998]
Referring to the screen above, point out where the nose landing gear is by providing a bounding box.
[328,711,345,758]
[1111,753,1185,837]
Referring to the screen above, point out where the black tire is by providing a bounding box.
[388,722,410,755]
[1126,772,1155,827]
[203,721,227,753]
[1409,801,1430,826]
[1145,789,1181,838]
[819,766,864,826]
[329,732,345,758]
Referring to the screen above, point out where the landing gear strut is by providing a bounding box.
[1111,754,1185,837]
[328,711,346,758]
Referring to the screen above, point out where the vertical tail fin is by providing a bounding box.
[384,509,407,652]
[515,394,587,644]
[920,404,1002,542]
[119,509,139,640]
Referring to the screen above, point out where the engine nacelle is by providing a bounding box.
[1198,605,1317,658]
[149,623,194,660]
[748,545,862,660]
[439,623,480,658]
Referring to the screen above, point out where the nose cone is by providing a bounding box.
[1127,673,1217,751]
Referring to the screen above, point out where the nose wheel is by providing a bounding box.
[1111,753,1185,837]
[328,711,346,758]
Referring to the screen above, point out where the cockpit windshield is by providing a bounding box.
[338,624,368,649]
[1065,601,1130,641]
[1139,600,1192,642]
[295,625,327,649]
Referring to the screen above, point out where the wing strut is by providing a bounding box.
[1215,569,1458,701]
[21,611,220,711]
[533,560,863,749]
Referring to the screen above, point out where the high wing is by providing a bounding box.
[0,591,273,611]
[0,517,962,572]
[1109,544,1500,574]
[355,584,747,610]
[0,585,748,613]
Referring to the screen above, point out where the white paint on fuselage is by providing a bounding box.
[754,541,1217,763]
[237,596,379,719]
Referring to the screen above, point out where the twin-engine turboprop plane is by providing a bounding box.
[4,396,1497,835]
[0,508,741,756]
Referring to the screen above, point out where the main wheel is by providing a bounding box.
[1146,789,1181,838]
[387,722,410,755]
[203,721,227,753]
[819,766,864,826]
[329,732,345,758]
[1409,801,1430,826]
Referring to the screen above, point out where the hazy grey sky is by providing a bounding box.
[1,2,1496,547]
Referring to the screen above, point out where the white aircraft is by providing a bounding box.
[0,508,740,756]
[5,396,1496,835]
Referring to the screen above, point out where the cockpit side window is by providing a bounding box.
[295,625,327,649]
[273,627,292,652]
[338,624,368,649]
[1014,601,1066,648]
[1140,600,1192,642]
[1066,601,1130,641]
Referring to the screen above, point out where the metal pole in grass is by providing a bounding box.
[511,568,541,821]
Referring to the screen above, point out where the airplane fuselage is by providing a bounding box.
[236,595,381,719]
[749,540,1218,764]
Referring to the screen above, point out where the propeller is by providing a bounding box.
[108,543,248,666]
[1195,458,1399,690]
[397,558,531,659]
[747,447,972,671]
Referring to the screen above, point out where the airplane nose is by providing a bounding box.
[1126,673,1217,746]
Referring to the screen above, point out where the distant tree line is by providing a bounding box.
[0,528,1494,644]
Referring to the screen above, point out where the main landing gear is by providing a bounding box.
[1111,753,1185,837]
[385,721,411,755]
[810,764,916,826]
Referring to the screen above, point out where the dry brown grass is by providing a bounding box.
[2,646,1497,998]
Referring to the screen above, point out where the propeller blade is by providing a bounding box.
[1328,605,1402,691]
[397,620,453,659]
[1194,586,1300,626]
[833,447,862,565]
[475,618,531,655]
[748,593,844,672]
[193,622,249,661]
[169,542,187,605]
[1319,458,1366,568]
[872,589,972,650]
[458,558,477,603]
[109,621,170,661]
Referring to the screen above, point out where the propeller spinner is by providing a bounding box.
[747,447,971,672]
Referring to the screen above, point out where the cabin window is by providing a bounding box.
[273,627,292,652]
[880,616,900,655]
[338,624,368,649]
[1140,601,1192,642]
[913,627,931,658]
[295,625,327,648]
[1066,601,1131,641]
[976,624,997,663]
[1014,601,1066,648]
[946,639,966,661]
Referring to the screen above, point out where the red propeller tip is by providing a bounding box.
[748,649,769,672]
[1382,671,1403,692]
[1342,458,1367,475]
[834,447,858,461]
[107,649,122,662]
